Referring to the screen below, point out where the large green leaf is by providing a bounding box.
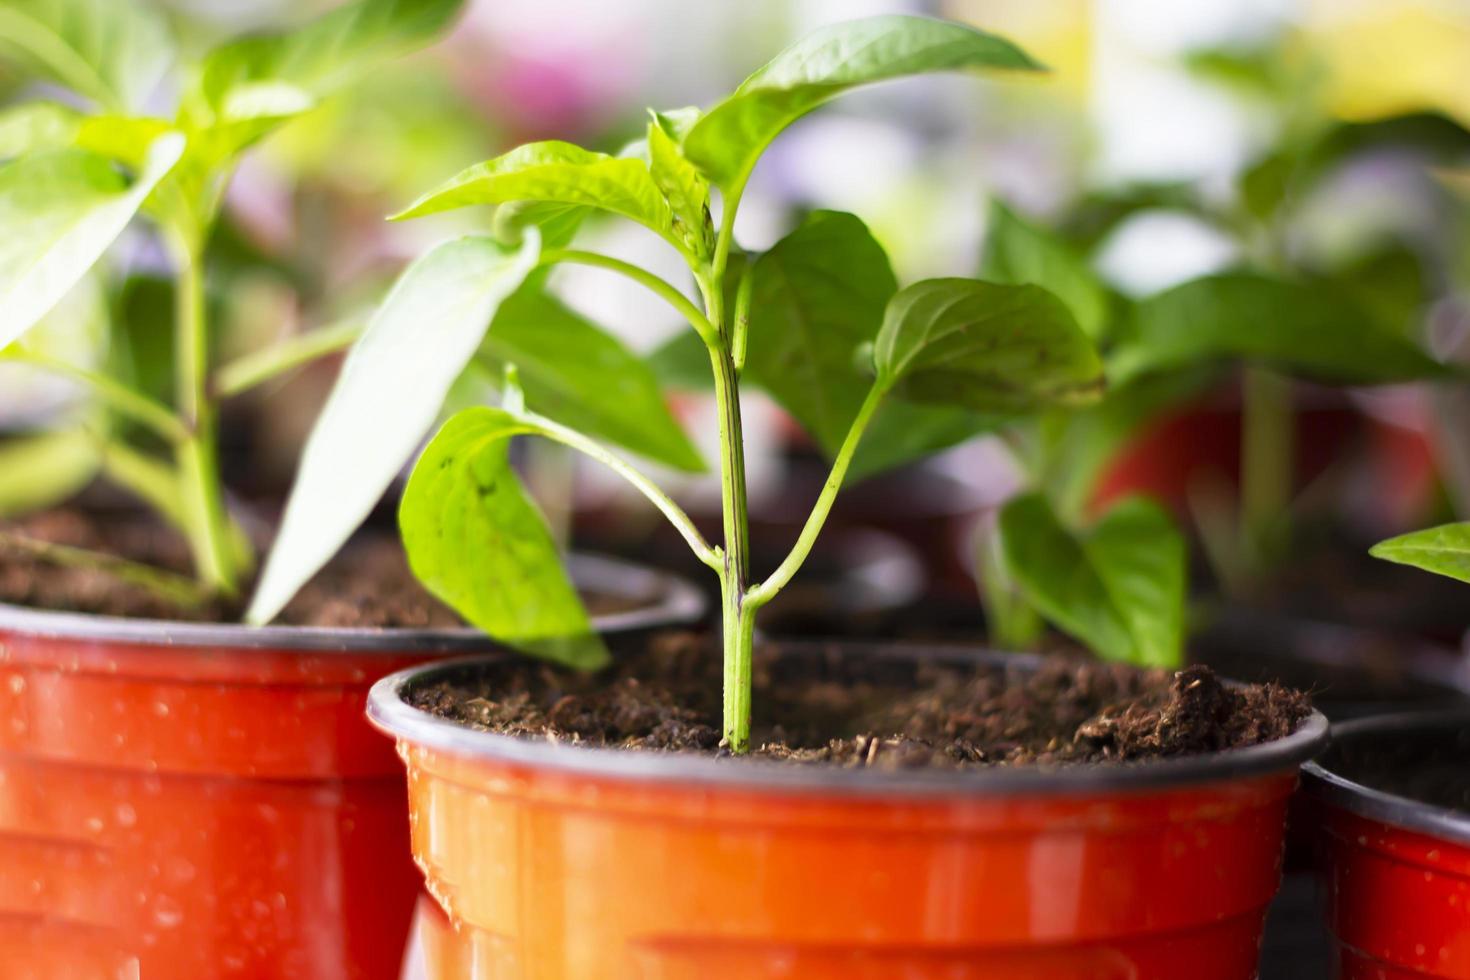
[999,493,1184,667]
[394,140,675,245]
[247,232,540,625]
[982,200,1111,341]
[0,132,184,350]
[476,288,703,472]
[400,406,606,668]
[0,426,99,516]
[874,278,1105,411]
[0,0,173,112]
[1370,523,1470,585]
[1109,273,1452,386]
[683,15,1040,190]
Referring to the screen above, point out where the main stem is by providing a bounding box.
[710,335,756,751]
[171,239,236,594]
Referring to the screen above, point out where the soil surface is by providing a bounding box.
[407,634,1312,769]
[1324,724,1470,814]
[0,509,637,628]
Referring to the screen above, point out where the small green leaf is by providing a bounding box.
[1109,273,1452,386]
[684,15,1040,190]
[401,406,607,668]
[394,140,674,244]
[0,427,100,517]
[475,288,703,472]
[1370,523,1470,585]
[999,493,1185,667]
[0,132,184,350]
[0,0,174,112]
[195,0,463,120]
[247,232,540,625]
[647,108,712,258]
[874,278,1105,411]
[983,200,1111,341]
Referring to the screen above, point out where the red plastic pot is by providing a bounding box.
[368,644,1328,980]
[0,554,703,980]
[1302,711,1470,979]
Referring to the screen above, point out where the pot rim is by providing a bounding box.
[0,553,705,654]
[366,643,1330,799]
[1302,709,1470,847]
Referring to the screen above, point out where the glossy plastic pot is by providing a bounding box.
[0,554,703,980]
[368,644,1328,980]
[1302,711,1470,979]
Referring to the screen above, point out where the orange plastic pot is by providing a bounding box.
[368,645,1328,980]
[0,555,702,980]
[1302,712,1470,979]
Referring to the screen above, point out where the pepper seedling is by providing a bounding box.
[251,15,1108,752]
[0,0,465,600]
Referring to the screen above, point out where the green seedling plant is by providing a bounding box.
[974,96,1465,658]
[0,0,465,601]
[248,15,1110,752]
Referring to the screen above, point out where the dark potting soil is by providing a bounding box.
[407,634,1313,769]
[0,509,637,628]
[1323,724,1470,814]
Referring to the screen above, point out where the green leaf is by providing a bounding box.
[475,288,703,472]
[401,406,607,668]
[683,15,1041,190]
[983,200,1111,341]
[0,427,100,516]
[1370,523,1470,585]
[0,0,174,112]
[247,232,540,625]
[741,211,1000,476]
[999,493,1185,667]
[647,108,712,258]
[0,102,78,159]
[745,210,897,450]
[1109,273,1452,386]
[394,140,674,244]
[195,0,463,120]
[874,278,1105,411]
[0,132,184,351]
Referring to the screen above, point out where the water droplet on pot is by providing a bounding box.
[1416,944,1426,956]
[115,803,137,827]
[152,701,170,718]
[7,675,24,694]
[85,816,103,833]
[153,895,183,929]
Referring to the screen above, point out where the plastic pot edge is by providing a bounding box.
[368,642,1330,800]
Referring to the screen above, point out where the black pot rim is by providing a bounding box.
[1302,710,1470,847]
[366,643,1330,799]
[0,553,705,654]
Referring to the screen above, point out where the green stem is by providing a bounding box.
[212,318,361,398]
[169,237,235,594]
[520,408,722,573]
[746,382,886,608]
[0,350,189,444]
[1240,365,1292,583]
[540,249,718,346]
[710,341,755,751]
